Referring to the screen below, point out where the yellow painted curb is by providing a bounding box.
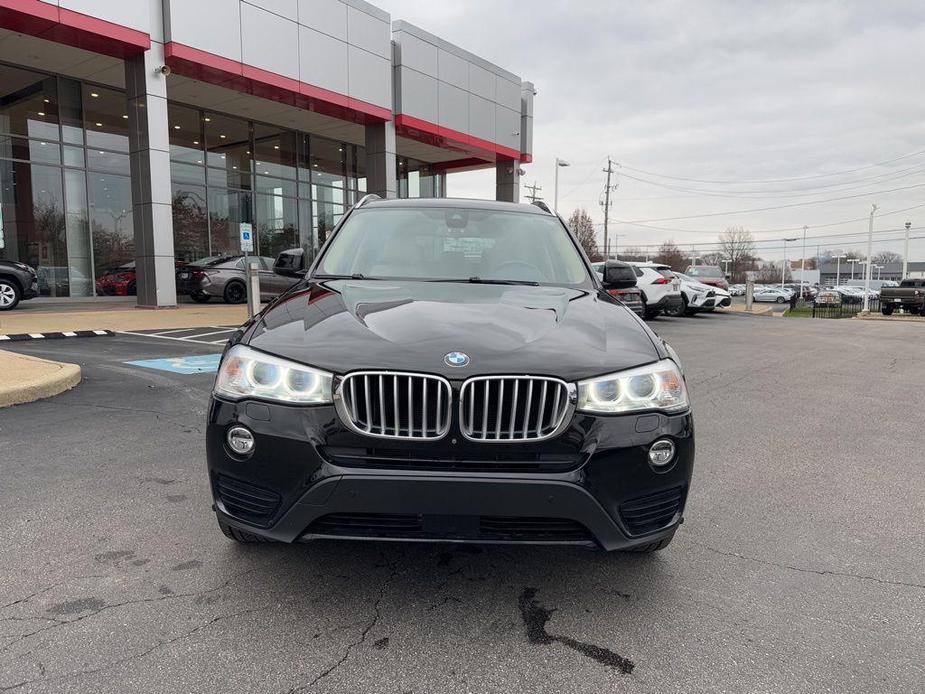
[0,350,81,408]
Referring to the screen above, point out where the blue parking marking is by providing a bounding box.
[126,354,222,374]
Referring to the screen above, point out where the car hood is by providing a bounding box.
[246,280,662,381]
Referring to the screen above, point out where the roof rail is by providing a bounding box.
[531,200,553,214]
[355,193,381,208]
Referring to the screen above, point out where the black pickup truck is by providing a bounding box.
[880,279,925,315]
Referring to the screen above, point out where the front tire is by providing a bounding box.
[217,518,273,543]
[881,304,894,316]
[190,291,211,303]
[776,296,785,303]
[0,279,21,311]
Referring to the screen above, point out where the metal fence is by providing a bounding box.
[811,298,879,318]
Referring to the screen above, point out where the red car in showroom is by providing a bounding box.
[95,262,137,296]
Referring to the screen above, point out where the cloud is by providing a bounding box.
[377,0,925,260]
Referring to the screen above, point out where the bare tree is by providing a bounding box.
[871,250,902,265]
[718,226,756,281]
[754,261,787,284]
[654,240,686,271]
[567,208,601,261]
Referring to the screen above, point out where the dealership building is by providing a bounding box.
[0,0,535,306]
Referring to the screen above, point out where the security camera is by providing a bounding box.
[156,65,171,77]
[517,168,526,176]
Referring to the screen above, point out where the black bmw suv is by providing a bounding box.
[207,197,694,552]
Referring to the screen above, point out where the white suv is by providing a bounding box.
[629,263,683,319]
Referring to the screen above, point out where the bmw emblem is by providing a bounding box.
[444,351,470,367]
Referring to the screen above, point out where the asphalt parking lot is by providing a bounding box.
[1,312,923,693]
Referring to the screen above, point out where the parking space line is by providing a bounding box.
[149,327,203,335]
[183,329,236,339]
[117,330,204,343]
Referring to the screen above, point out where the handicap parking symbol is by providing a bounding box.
[126,354,222,374]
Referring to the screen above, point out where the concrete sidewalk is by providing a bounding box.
[0,350,81,408]
[0,304,249,335]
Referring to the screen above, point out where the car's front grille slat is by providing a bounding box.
[460,376,572,443]
[337,371,451,441]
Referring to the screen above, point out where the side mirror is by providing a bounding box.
[602,260,637,289]
[273,248,307,278]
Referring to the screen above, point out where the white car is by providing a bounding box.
[670,272,724,316]
[728,284,746,296]
[753,287,793,303]
[628,262,683,318]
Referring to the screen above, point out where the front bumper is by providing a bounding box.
[23,278,38,300]
[206,397,694,551]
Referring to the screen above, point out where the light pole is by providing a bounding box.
[863,204,877,313]
[799,224,807,291]
[781,237,797,289]
[847,257,860,280]
[553,158,570,214]
[875,264,883,281]
[904,221,911,279]
[833,254,846,286]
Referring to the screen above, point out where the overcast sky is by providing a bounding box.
[377,0,925,264]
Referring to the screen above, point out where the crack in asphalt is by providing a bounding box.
[0,565,267,658]
[0,606,269,692]
[285,551,400,693]
[694,542,925,589]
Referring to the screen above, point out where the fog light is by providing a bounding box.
[227,426,254,456]
[648,439,675,467]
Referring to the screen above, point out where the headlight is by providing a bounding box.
[213,344,332,404]
[577,359,688,414]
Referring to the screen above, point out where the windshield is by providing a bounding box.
[318,207,590,285]
[687,266,724,278]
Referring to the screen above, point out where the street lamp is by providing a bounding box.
[781,237,797,289]
[832,254,846,286]
[847,257,860,281]
[875,264,883,281]
[904,221,911,279]
[863,204,877,313]
[553,158,570,214]
[799,225,807,291]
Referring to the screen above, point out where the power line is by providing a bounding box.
[613,182,925,224]
[603,201,925,235]
[616,148,925,185]
[615,164,925,199]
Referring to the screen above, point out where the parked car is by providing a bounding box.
[753,287,793,303]
[629,262,684,318]
[0,259,39,311]
[784,283,816,300]
[177,255,299,303]
[669,272,720,316]
[684,265,728,291]
[96,262,138,296]
[208,196,694,552]
[728,284,746,296]
[593,260,644,317]
[879,278,925,315]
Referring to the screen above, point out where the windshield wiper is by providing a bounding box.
[313,273,380,280]
[428,277,540,286]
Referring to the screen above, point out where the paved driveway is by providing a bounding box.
[1,314,922,693]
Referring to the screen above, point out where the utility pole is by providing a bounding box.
[524,181,543,203]
[601,157,616,259]
[903,221,911,279]
[863,204,877,313]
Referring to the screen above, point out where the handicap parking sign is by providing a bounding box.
[239,222,254,252]
[126,354,222,374]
